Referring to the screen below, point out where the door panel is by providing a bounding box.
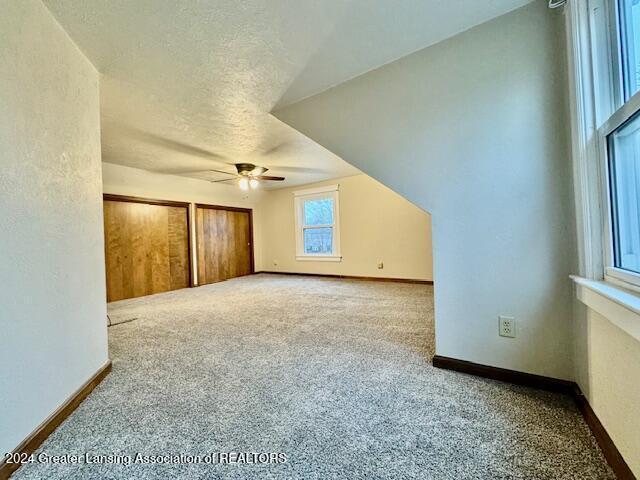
[103,199,190,302]
[226,211,237,279]
[234,210,252,277]
[168,206,190,290]
[196,206,253,285]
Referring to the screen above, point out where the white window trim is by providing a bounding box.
[568,0,640,291]
[566,0,608,280]
[293,184,342,262]
[569,0,640,341]
[572,276,640,341]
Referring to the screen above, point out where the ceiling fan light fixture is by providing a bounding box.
[249,178,259,189]
[239,177,249,191]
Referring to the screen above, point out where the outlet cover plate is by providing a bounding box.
[499,316,516,338]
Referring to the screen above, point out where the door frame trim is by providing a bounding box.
[103,193,194,288]
[194,203,255,281]
[103,193,190,209]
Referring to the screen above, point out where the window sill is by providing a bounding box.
[296,255,342,262]
[571,275,640,341]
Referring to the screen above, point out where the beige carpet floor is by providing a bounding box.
[14,274,613,479]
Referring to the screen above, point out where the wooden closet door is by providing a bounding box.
[196,206,253,285]
[103,198,190,302]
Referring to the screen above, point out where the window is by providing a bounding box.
[596,0,640,287]
[607,110,640,274]
[619,0,640,99]
[294,185,341,261]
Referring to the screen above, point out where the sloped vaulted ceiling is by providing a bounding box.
[43,0,533,188]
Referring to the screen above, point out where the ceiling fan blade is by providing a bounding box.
[208,168,238,176]
[210,177,239,183]
[158,168,235,176]
[254,175,285,181]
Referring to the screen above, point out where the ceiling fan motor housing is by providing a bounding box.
[235,163,258,175]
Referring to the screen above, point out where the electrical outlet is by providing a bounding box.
[273,260,278,266]
[499,316,516,338]
[377,261,384,269]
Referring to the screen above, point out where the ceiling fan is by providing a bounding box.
[209,163,285,190]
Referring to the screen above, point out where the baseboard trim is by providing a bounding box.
[0,360,112,480]
[432,355,636,480]
[431,355,575,394]
[257,271,434,285]
[573,389,636,480]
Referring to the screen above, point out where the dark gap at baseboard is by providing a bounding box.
[432,355,636,480]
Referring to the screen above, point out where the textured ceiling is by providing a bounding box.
[43,0,532,189]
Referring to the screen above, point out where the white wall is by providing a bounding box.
[574,303,640,475]
[275,1,576,379]
[0,0,108,455]
[260,174,432,280]
[102,162,266,281]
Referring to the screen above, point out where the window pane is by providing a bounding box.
[303,198,334,226]
[303,227,333,254]
[608,111,640,273]
[619,0,640,99]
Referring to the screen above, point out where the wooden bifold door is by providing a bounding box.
[103,195,191,302]
[196,204,254,285]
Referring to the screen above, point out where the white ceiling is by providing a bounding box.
[43,0,532,189]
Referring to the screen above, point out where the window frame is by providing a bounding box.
[293,184,341,262]
[599,89,640,289]
[594,0,640,290]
